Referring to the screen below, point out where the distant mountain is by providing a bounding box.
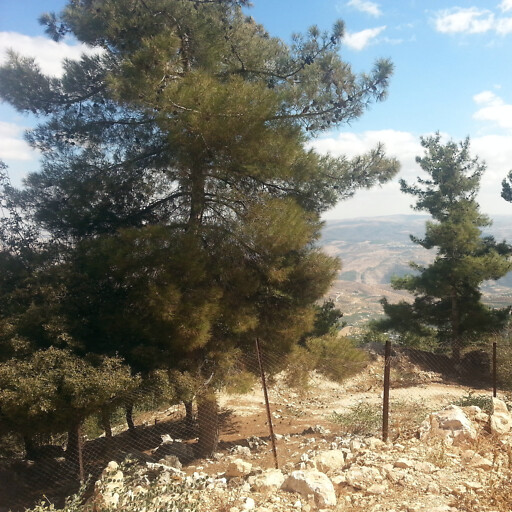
[319,215,512,327]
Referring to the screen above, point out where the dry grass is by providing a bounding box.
[452,434,512,512]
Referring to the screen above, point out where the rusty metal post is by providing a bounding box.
[382,339,391,442]
[493,341,497,398]
[255,338,279,469]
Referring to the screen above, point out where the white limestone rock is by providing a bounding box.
[282,470,336,508]
[345,465,383,491]
[312,450,345,474]
[419,405,477,445]
[94,462,124,509]
[489,397,512,435]
[226,459,253,477]
[251,468,285,491]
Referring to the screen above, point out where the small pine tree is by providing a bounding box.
[377,134,512,362]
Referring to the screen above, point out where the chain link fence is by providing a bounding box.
[0,335,508,511]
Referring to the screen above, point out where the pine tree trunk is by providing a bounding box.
[188,168,205,229]
[184,400,195,431]
[101,407,113,438]
[451,288,461,364]
[23,435,37,460]
[196,392,219,458]
[125,404,135,432]
[65,421,83,472]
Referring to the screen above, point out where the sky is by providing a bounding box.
[1,0,512,220]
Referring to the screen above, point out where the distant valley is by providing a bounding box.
[320,215,512,328]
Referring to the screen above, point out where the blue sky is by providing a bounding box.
[1,0,512,219]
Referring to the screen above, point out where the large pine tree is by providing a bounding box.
[378,134,511,362]
[0,0,400,455]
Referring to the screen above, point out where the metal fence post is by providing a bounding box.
[255,338,279,469]
[382,339,391,442]
[493,341,497,398]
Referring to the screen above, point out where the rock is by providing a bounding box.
[231,445,252,457]
[302,425,330,435]
[153,441,194,462]
[105,461,119,472]
[282,470,336,508]
[366,483,387,495]
[349,439,362,452]
[94,462,124,509]
[464,480,483,490]
[158,455,182,470]
[312,450,345,474]
[251,469,285,491]
[248,436,267,449]
[226,459,252,477]
[489,398,512,435]
[331,474,346,489]
[345,465,383,491]
[420,405,476,445]
[242,497,255,510]
[466,453,493,471]
[366,437,386,450]
[414,461,437,474]
[394,458,414,469]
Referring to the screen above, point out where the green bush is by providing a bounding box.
[283,334,367,390]
[331,402,382,435]
[452,390,512,413]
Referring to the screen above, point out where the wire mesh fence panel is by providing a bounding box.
[2,335,512,511]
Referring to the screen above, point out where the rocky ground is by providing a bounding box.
[92,396,512,512]
[87,356,512,512]
[2,355,507,512]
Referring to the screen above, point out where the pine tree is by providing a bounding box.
[377,134,512,362]
[0,1,400,455]
[501,170,512,203]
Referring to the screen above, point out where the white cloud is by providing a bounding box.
[0,121,36,162]
[347,0,382,17]
[496,17,512,34]
[315,130,512,219]
[499,0,512,13]
[434,7,495,34]
[433,6,512,36]
[313,130,423,219]
[343,26,386,50]
[0,32,101,77]
[473,90,503,106]
[473,91,512,131]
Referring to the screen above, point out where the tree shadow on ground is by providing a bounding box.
[0,409,236,512]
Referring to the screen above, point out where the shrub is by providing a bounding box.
[453,391,495,413]
[283,334,368,389]
[330,402,382,436]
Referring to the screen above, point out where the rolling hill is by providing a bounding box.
[320,215,512,327]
